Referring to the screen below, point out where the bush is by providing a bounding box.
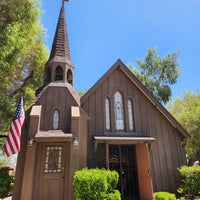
[0,174,14,198]
[154,191,176,200]
[73,168,121,200]
[107,190,121,200]
[178,165,200,198]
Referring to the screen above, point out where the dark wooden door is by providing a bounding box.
[34,143,66,200]
[109,145,139,200]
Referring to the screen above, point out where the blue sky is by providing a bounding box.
[41,0,200,100]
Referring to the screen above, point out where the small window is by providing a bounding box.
[53,110,59,130]
[55,66,63,81]
[105,98,111,130]
[114,91,124,130]
[128,99,135,131]
[67,69,73,84]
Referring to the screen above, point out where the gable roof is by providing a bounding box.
[81,59,189,138]
[35,82,80,106]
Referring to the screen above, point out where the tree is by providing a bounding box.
[0,0,48,164]
[168,91,200,165]
[130,48,180,104]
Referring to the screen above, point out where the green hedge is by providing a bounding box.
[73,168,121,200]
[107,190,121,200]
[154,191,176,200]
[0,174,14,199]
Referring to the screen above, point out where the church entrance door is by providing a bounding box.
[33,143,67,200]
[109,145,139,200]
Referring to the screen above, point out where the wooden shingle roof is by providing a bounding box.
[35,82,80,106]
[48,5,71,64]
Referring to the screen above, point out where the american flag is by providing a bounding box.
[4,97,25,157]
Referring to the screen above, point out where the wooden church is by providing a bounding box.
[13,2,189,200]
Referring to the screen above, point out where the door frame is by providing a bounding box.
[108,144,139,200]
[94,136,155,199]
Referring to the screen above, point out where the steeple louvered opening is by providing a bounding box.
[45,67,51,83]
[67,69,73,84]
[55,66,64,81]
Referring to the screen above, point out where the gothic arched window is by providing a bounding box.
[67,69,73,84]
[105,98,111,130]
[128,99,135,131]
[55,66,63,81]
[53,110,59,130]
[114,91,124,130]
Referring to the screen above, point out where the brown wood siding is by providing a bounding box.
[133,87,143,133]
[81,66,186,192]
[147,105,161,191]
[139,92,150,136]
[36,86,78,132]
[95,84,103,134]
[78,113,88,169]
[161,118,176,191]
[87,94,96,168]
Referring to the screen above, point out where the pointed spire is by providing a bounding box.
[48,4,71,64]
[44,1,74,86]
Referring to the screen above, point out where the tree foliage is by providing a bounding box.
[178,165,200,198]
[169,91,200,165]
[0,0,48,131]
[0,0,48,162]
[130,48,180,104]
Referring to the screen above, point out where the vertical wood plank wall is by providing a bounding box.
[37,86,79,132]
[81,66,187,193]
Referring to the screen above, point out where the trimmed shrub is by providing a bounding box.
[0,174,14,198]
[154,191,176,200]
[73,168,121,200]
[178,165,200,198]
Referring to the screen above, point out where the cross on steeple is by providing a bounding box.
[62,0,69,7]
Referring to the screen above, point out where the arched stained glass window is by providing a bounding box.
[114,91,124,130]
[128,99,135,131]
[105,98,111,130]
[53,110,59,130]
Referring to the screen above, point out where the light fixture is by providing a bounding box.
[73,137,79,146]
[28,137,35,146]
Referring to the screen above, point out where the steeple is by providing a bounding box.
[44,2,74,86]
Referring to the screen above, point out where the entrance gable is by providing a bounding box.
[81,59,189,139]
[34,83,80,132]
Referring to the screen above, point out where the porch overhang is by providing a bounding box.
[35,130,73,142]
[93,136,156,152]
